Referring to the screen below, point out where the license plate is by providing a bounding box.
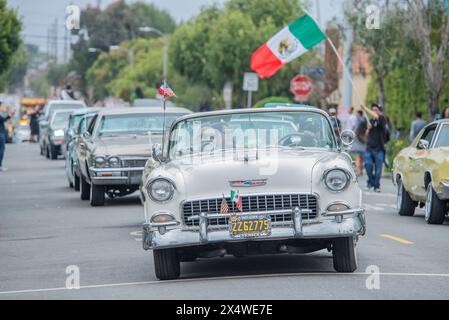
[229,214,271,238]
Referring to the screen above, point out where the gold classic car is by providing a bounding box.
[393,119,449,224]
[75,107,191,206]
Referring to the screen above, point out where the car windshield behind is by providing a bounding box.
[434,124,449,148]
[97,113,185,137]
[51,111,72,128]
[48,103,85,119]
[169,111,336,159]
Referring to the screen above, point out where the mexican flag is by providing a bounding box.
[230,190,243,212]
[251,14,326,79]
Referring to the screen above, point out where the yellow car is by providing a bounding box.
[393,120,449,224]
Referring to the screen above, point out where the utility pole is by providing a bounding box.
[342,20,353,108]
[54,18,58,64]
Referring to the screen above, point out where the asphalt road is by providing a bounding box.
[1,143,449,300]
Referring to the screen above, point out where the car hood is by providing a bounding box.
[153,148,338,199]
[93,135,162,157]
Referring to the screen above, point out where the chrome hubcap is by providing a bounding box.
[425,185,432,221]
[397,182,402,210]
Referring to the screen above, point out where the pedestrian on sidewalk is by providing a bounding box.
[351,110,367,176]
[410,112,427,141]
[0,108,16,171]
[360,103,387,192]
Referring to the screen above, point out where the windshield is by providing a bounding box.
[434,124,449,148]
[48,104,84,119]
[51,112,72,128]
[169,111,336,160]
[69,114,83,132]
[96,113,185,137]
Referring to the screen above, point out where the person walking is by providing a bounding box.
[410,112,427,141]
[360,103,387,192]
[28,106,41,143]
[0,108,16,171]
[351,110,367,176]
[328,108,342,138]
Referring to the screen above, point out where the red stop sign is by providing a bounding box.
[290,75,313,102]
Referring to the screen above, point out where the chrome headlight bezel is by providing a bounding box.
[146,178,176,203]
[108,156,121,168]
[324,168,351,193]
[94,156,106,168]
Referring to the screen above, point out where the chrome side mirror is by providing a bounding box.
[340,130,356,147]
[152,143,163,163]
[418,139,429,150]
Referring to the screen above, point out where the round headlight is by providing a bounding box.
[108,156,121,168]
[94,156,106,168]
[147,179,175,202]
[324,169,349,192]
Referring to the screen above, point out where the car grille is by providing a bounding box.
[182,194,318,227]
[121,158,148,168]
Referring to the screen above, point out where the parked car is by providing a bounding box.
[393,119,449,224]
[14,123,31,143]
[65,108,102,190]
[141,107,366,280]
[39,100,86,156]
[44,110,73,160]
[75,106,192,206]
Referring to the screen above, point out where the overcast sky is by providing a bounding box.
[7,0,344,56]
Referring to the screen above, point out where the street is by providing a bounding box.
[1,143,449,300]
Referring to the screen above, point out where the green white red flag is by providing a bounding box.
[251,14,326,79]
[230,190,243,212]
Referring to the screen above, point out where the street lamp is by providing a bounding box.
[139,26,168,80]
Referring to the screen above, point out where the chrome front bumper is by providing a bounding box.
[89,167,144,186]
[142,208,366,250]
[438,182,449,200]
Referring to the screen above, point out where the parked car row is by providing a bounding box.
[42,100,368,280]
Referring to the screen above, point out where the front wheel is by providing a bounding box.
[80,175,90,201]
[425,184,446,225]
[397,180,415,216]
[332,237,357,273]
[90,184,105,207]
[153,249,180,280]
[49,145,58,160]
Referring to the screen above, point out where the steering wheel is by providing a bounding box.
[279,132,318,148]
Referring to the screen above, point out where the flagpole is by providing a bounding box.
[162,80,167,161]
[303,9,367,116]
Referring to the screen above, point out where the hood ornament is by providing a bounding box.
[229,179,267,188]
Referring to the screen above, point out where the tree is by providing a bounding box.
[406,0,449,117]
[70,0,176,94]
[345,0,406,111]
[169,0,308,107]
[0,0,22,88]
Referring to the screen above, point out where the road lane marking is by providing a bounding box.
[2,271,449,295]
[381,234,413,245]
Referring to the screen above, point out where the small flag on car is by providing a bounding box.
[230,190,243,212]
[220,195,229,214]
[158,81,176,98]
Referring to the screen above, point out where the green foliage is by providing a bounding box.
[70,0,176,95]
[386,138,410,172]
[0,0,22,89]
[169,0,309,108]
[2,45,28,92]
[47,64,69,87]
[253,96,291,108]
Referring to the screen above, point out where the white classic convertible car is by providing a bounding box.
[141,107,366,280]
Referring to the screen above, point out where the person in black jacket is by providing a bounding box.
[360,103,387,192]
[0,108,16,171]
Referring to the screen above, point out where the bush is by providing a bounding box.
[253,96,291,108]
[386,138,409,171]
